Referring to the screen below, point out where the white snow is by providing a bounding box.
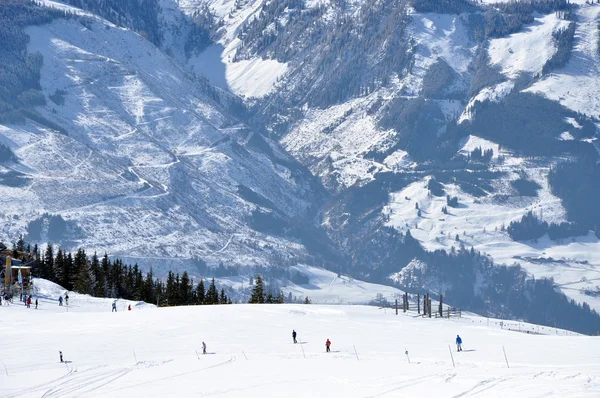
[559,131,575,141]
[458,135,501,158]
[1,291,598,397]
[32,278,156,312]
[281,265,406,305]
[525,4,600,118]
[182,0,289,98]
[488,13,571,79]
[225,56,288,98]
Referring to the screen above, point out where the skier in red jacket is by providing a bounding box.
[325,339,331,353]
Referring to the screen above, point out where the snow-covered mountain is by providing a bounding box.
[1,0,600,332]
[167,0,600,316]
[0,0,335,273]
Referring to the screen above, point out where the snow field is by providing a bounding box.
[383,137,600,311]
[526,4,600,118]
[1,298,599,397]
[488,12,570,79]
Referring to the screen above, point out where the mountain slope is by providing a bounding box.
[0,2,335,272]
[1,302,598,397]
[177,0,600,315]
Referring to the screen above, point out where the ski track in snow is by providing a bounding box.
[1,290,599,398]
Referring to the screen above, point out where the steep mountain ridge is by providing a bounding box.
[0,1,335,273]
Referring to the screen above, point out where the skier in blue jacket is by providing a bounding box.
[456,335,463,352]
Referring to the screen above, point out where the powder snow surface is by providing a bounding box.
[0,287,597,397]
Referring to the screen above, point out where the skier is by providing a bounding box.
[58,296,63,306]
[456,335,463,352]
[112,301,117,312]
[202,341,207,355]
[59,351,64,363]
[35,298,38,309]
[292,330,297,344]
[65,294,69,306]
[128,304,131,311]
[325,338,331,353]
[26,296,31,308]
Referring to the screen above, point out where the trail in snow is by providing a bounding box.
[1,296,599,398]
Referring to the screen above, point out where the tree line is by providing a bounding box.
[31,244,231,306]
[507,210,592,242]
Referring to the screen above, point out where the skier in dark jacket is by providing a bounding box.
[325,339,331,353]
[292,330,297,344]
[59,351,64,363]
[456,335,463,352]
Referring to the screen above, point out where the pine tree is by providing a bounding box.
[166,271,176,306]
[109,258,121,298]
[64,252,74,291]
[73,249,93,295]
[196,279,205,304]
[133,264,143,300]
[249,274,265,303]
[206,278,218,304]
[44,244,54,281]
[53,248,65,287]
[16,234,25,252]
[91,252,105,297]
[219,288,228,304]
[142,267,154,304]
[180,271,192,305]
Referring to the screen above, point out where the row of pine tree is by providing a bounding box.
[31,244,231,306]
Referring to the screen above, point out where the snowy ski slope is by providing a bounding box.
[0,285,598,397]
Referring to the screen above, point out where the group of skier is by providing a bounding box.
[292,330,464,353]
[58,294,69,306]
[292,330,332,353]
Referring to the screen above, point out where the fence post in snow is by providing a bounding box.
[502,345,510,368]
[417,294,420,314]
[448,345,455,368]
[429,298,432,318]
[439,295,443,318]
[395,299,398,315]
